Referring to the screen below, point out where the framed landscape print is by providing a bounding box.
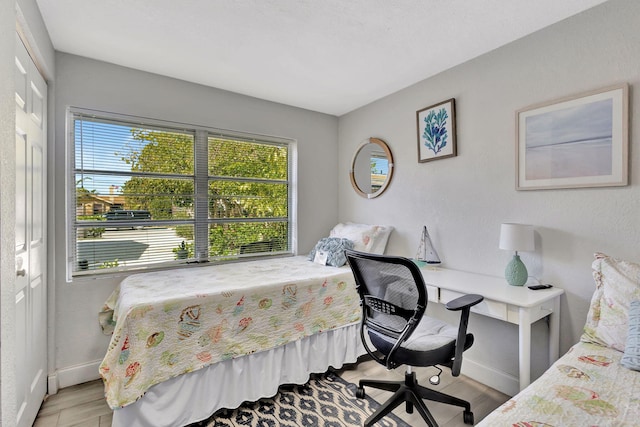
[417,98,457,162]
[516,84,628,190]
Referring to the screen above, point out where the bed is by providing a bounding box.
[99,255,365,427]
[478,253,640,426]
[478,341,639,426]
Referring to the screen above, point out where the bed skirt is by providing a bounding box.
[111,322,365,427]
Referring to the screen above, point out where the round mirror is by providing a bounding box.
[350,137,394,199]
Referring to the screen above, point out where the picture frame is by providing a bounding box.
[416,98,457,162]
[516,84,628,190]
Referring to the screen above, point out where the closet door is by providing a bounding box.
[15,32,48,427]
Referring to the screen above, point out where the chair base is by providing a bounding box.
[358,370,474,427]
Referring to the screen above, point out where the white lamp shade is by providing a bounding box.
[499,223,534,252]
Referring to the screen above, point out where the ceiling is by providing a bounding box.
[36,0,608,116]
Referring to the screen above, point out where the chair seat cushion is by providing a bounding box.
[368,315,464,367]
[403,316,458,350]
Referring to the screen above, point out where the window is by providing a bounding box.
[68,109,295,277]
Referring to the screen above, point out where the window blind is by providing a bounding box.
[69,109,294,277]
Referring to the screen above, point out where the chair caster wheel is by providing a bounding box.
[355,386,366,399]
[463,411,474,425]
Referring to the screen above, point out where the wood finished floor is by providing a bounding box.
[33,358,509,427]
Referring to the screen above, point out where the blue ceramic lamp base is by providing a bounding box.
[505,254,528,286]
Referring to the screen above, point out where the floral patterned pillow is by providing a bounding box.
[329,222,393,254]
[581,253,640,351]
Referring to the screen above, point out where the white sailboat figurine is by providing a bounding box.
[414,226,441,266]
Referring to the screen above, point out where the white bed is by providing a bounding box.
[99,255,365,427]
[478,340,639,426]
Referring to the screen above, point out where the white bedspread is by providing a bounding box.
[111,323,365,427]
[479,341,640,426]
[99,256,361,409]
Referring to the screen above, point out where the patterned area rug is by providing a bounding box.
[188,371,411,427]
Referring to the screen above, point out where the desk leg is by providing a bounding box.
[518,308,532,391]
[549,296,561,364]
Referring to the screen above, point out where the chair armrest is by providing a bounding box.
[446,294,483,376]
[444,294,483,311]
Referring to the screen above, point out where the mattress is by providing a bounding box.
[99,256,361,409]
[478,341,640,426]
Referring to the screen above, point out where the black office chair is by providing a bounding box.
[345,250,483,427]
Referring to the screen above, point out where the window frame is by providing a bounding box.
[66,107,297,280]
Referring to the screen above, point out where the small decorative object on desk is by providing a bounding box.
[413,226,441,267]
[499,223,534,286]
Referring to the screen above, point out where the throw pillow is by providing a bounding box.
[329,222,393,254]
[581,253,640,351]
[308,237,354,267]
[621,300,640,370]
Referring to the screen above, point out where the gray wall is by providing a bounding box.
[338,0,639,390]
[0,2,17,423]
[51,53,340,385]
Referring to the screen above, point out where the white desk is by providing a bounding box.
[416,265,564,391]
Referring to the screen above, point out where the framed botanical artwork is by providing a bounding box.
[416,98,457,162]
[516,84,629,190]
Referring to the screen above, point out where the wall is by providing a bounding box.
[338,0,639,393]
[51,53,340,387]
[0,1,17,422]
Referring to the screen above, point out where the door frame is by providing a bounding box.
[15,7,57,397]
[7,9,55,427]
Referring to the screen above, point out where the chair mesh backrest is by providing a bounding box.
[346,252,428,340]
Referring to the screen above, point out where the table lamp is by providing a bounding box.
[499,223,534,286]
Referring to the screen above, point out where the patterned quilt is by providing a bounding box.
[478,341,640,426]
[98,256,361,409]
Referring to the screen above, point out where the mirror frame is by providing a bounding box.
[349,137,394,199]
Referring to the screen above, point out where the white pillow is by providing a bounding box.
[329,222,393,255]
[581,253,640,351]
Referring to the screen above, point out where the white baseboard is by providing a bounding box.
[48,360,102,394]
[47,372,58,395]
[460,357,519,397]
